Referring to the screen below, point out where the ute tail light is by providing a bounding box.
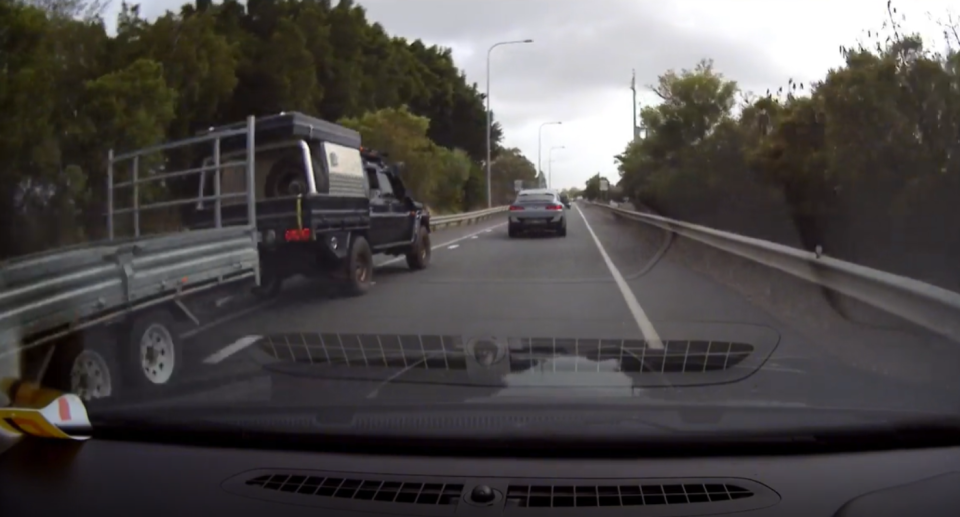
[285,228,311,242]
[509,205,524,211]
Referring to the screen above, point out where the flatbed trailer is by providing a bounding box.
[0,118,261,401]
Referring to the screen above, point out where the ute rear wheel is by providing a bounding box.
[406,226,431,270]
[344,236,373,296]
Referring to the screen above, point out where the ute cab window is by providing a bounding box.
[376,171,395,198]
[366,167,395,199]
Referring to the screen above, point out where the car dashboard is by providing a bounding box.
[2,434,960,517]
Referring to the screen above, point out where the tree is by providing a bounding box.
[339,106,476,213]
[490,147,537,204]
[612,1,960,289]
[0,0,523,258]
[583,174,610,200]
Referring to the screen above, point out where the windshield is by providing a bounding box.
[3,0,960,444]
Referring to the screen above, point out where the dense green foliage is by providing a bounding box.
[607,3,960,290]
[0,0,537,258]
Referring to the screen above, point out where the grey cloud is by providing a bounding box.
[136,0,790,122]
[357,0,790,122]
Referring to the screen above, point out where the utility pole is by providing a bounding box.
[631,69,639,141]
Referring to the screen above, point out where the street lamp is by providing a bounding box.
[537,121,562,188]
[548,145,565,189]
[486,38,533,208]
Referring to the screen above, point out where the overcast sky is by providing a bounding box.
[111,0,954,190]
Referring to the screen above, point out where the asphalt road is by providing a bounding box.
[94,204,960,416]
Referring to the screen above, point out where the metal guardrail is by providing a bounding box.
[429,206,508,230]
[590,202,960,344]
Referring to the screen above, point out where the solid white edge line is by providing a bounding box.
[203,335,262,364]
[574,204,664,350]
[378,221,507,267]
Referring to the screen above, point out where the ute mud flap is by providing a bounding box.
[315,230,354,262]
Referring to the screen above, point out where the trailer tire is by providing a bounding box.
[122,309,182,390]
[344,236,373,296]
[43,331,120,403]
[252,262,283,299]
[405,225,431,270]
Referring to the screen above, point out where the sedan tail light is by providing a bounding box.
[546,204,564,210]
[509,205,524,211]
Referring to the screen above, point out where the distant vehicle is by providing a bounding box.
[508,189,568,238]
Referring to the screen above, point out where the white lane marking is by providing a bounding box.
[470,236,478,239]
[378,222,507,267]
[574,204,664,350]
[447,244,460,250]
[180,300,276,339]
[203,335,262,364]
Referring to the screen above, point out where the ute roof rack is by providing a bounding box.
[199,111,361,152]
[360,147,390,164]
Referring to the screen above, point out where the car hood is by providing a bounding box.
[242,320,780,394]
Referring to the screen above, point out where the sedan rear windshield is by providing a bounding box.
[516,194,557,203]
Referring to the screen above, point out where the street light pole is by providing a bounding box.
[548,145,565,189]
[486,38,533,208]
[537,121,561,188]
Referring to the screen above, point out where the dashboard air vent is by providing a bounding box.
[505,483,753,508]
[245,473,463,506]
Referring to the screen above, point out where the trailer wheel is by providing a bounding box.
[405,225,431,270]
[252,261,283,299]
[43,333,119,402]
[124,309,182,389]
[69,349,115,401]
[344,236,373,296]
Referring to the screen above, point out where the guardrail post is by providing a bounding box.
[213,138,222,229]
[107,149,114,240]
[132,155,140,238]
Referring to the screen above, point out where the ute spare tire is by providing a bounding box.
[264,156,309,198]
